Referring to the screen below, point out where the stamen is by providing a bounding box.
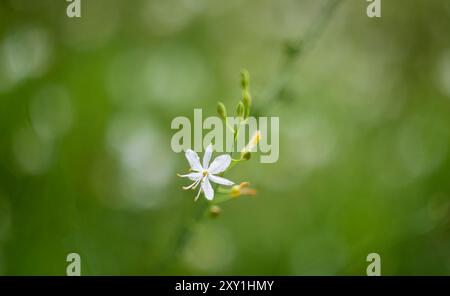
[191,179,201,190]
[182,178,200,190]
[194,186,202,201]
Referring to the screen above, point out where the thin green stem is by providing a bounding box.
[164,0,344,271]
[156,199,209,273]
[258,0,344,110]
[160,161,237,272]
[225,118,235,134]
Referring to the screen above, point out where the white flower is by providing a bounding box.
[178,144,234,201]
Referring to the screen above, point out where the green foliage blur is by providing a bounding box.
[1,0,450,275]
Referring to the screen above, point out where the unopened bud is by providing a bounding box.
[230,185,240,198]
[242,90,251,108]
[241,130,261,158]
[242,90,251,118]
[217,102,227,119]
[231,182,256,198]
[239,182,250,188]
[241,151,251,160]
[241,69,250,90]
[210,205,221,217]
[236,101,244,117]
[250,130,261,146]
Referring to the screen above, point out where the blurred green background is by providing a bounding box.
[1,0,450,275]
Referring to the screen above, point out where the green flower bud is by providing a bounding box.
[210,205,221,217]
[236,101,244,117]
[241,151,251,161]
[242,90,251,118]
[241,69,250,90]
[243,90,251,107]
[217,102,227,119]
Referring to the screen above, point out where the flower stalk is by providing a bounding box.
[165,0,343,270]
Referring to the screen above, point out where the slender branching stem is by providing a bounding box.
[163,0,344,272]
[259,0,344,110]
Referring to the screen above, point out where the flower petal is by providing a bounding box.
[203,144,213,169]
[208,174,234,186]
[177,172,202,181]
[208,154,231,174]
[201,178,214,200]
[185,149,203,171]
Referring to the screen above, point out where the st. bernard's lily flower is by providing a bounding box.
[178,144,234,201]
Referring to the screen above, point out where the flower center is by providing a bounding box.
[202,170,208,177]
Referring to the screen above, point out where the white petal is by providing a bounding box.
[178,172,202,181]
[208,154,232,174]
[201,178,214,200]
[208,174,234,186]
[203,144,213,169]
[185,149,203,172]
